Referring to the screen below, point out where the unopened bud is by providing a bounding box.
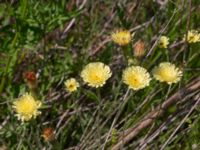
[133,40,145,58]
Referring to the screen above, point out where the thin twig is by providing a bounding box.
[111,77,200,150]
[144,8,179,60]
[160,94,200,150]
[61,0,88,39]
[138,90,199,150]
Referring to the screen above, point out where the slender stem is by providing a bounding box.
[122,45,132,65]
[96,88,102,147]
[165,49,170,61]
[0,32,18,96]
[165,85,172,100]
[102,89,130,150]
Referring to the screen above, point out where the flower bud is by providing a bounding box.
[133,40,145,58]
[41,127,55,142]
[23,71,37,89]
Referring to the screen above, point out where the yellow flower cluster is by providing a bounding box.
[65,61,182,91]
[13,93,41,122]
[111,29,199,48]
[184,30,200,43]
[122,62,182,90]
[12,27,191,123]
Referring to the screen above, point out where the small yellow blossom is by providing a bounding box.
[152,62,182,84]
[81,62,112,88]
[64,78,79,93]
[122,66,151,90]
[13,93,41,121]
[158,36,169,48]
[111,30,132,46]
[184,30,200,43]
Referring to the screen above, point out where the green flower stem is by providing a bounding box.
[0,32,18,96]
[102,89,131,149]
[122,45,132,65]
[144,50,162,68]
[30,88,38,100]
[165,48,170,61]
[164,84,172,100]
[96,88,103,146]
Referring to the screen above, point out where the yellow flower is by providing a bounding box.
[152,62,182,84]
[122,66,151,90]
[184,30,200,43]
[158,36,169,48]
[13,93,41,121]
[111,30,132,46]
[81,62,112,88]
[64,78,79,92]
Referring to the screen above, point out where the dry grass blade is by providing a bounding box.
[111,77,200,150]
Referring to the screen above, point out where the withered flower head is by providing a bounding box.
[23,71,37,89]
[41,127,55,142]
[133,40,145,58]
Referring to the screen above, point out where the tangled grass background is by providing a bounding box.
[0,0,200,149]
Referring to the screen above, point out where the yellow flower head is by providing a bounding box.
[122,66,151,90]
[153,62,182,84]
[81,62,112,88]
[13,93,41,121]
[158,36,169,48]
[184,30,200,43]
[64,78,79,93]
[111,30,132,46]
